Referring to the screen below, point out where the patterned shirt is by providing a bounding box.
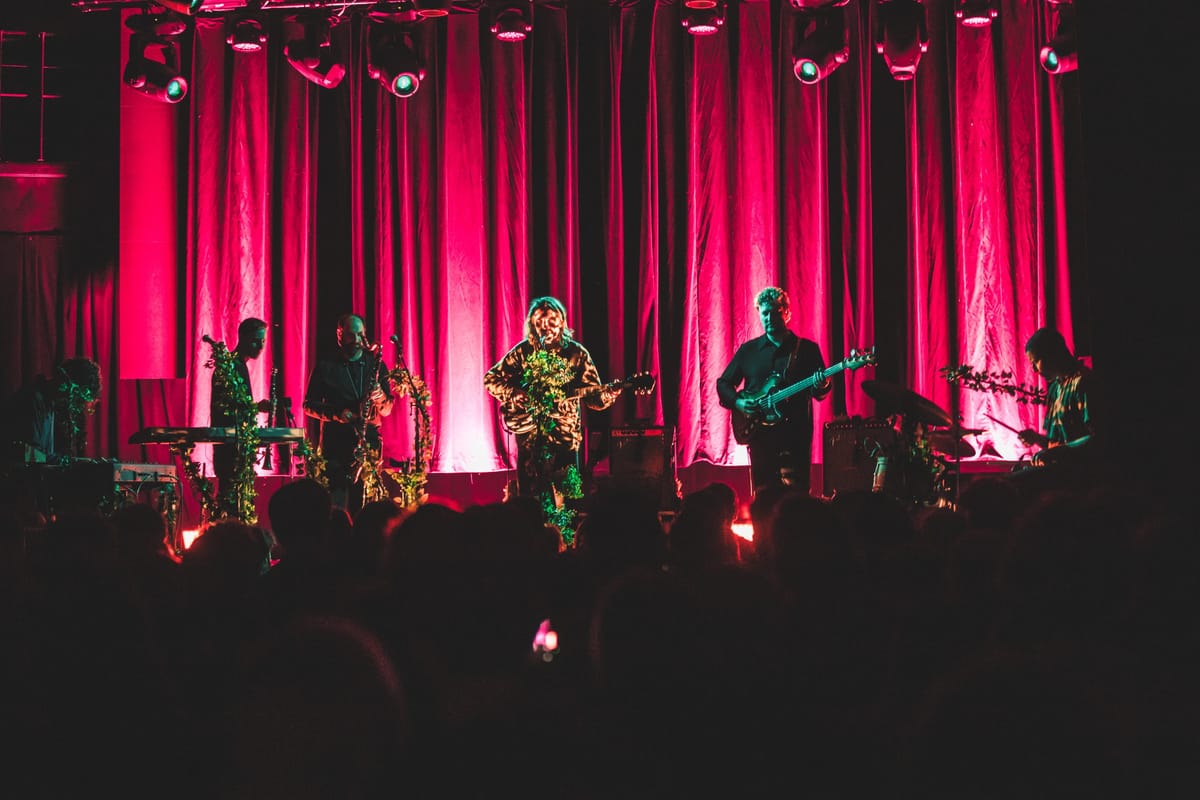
[485,337,612,450]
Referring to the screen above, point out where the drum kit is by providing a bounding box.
[861,379,985,506]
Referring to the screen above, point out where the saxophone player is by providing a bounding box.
[302,313,395,513]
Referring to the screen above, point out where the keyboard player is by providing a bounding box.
[209,318,272,516]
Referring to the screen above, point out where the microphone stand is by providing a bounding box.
[392,338,430,448]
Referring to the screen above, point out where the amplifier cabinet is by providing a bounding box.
[608,425,680,511]
[822,417,896,497]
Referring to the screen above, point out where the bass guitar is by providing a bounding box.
[731,347,876,444]
[501,371,657,435]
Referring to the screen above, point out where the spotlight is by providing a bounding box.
[156,0,206,13]
[123,13,189,103]
[681,1,726,36]
[792,7,849,85]
[874,0,928,81]
[413,0,452,18]
[490,1,533,43]
[159,1,251,13]
[284,15,346,89]
[954,0,998,28]
[788,0,849,8]
[227,17,267,53]
[1039,3,1078,74]
[367,22,426,99]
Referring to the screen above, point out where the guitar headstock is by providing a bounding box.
[621,371,657,396]
[847,346,877,370]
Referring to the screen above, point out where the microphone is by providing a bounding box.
[202,334,216,345]
[389,334,400,344]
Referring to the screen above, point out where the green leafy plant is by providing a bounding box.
[384,366,434,508]
[206,339,262,523]
[522,349,583,545]
[940,364,1046,404]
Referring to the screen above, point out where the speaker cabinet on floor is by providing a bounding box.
[822,417,895,497]
[608,425,679,510]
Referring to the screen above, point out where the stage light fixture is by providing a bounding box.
[955,0,998,28]
[284,15,346,89]
[681,1,727,36]
[791,7,849,85]
[874,0,928,81]
[122,12,189,103]
[1039,3,1078,74]
[367,22,426,99]
[227,17,267,53]
[787,0,850,8]
[490,1,533,43]
[158,1,250,13]
[413,0,452,17]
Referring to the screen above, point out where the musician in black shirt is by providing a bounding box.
[303,314,394,513]
[716,287,830,495]
[210,317,272,513]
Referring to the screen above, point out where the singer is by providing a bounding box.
[302,313,395,514]
[485,296,621,543]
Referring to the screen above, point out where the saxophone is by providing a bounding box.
[353,345,385,502]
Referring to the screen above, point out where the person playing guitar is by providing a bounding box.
[485,296,651,506]
[716,286,834,496]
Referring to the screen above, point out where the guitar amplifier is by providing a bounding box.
[608,425,680,511]
[822,417,895,497]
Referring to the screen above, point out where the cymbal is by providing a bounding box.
[861,379,953,428]
[926,431,975,459]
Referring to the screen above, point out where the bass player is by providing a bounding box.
[716,286,831,496]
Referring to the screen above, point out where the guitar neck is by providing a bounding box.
[569,378,622,401]
[768,361,849,404]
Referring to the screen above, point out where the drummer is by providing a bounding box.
[862,380,956,506]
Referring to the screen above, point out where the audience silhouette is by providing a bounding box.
[0,471,1193,797]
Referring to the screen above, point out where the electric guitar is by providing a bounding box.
[501,371,657,435]
[731,347,876,444]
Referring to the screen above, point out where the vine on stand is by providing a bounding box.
[384,365,434,508]
[206,338,261,523]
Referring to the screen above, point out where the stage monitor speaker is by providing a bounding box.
[608,425,679,510]
[822,417,895,497]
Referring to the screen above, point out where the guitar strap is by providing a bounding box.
[783,333,802,377]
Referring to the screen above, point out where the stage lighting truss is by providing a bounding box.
[1039,2,1078,74]
[284,14,346,89]
[791,6,849,85]
[367,20,426,99]
[681,1,727,36]
[954,0,998,28]
[123,12,189,103]
[489,1,534,43]
[874,0,928,81]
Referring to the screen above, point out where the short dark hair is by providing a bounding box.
[57,357,102,398]
[1024,327,1070,361]
[237,317,268,341]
